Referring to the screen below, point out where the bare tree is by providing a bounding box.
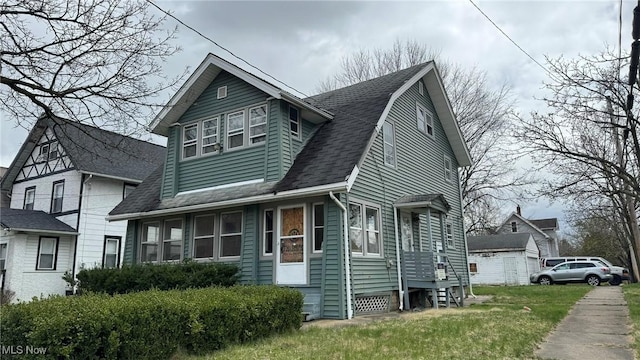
[514,48,640,280]
[1,0,183,135]
[318,39,528,234]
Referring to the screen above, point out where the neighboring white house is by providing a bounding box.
[497,206,560,259]
[467,233,540,286]
[0,116,164,302]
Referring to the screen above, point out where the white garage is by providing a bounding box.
[467,233,540,286]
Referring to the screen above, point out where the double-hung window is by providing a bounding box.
[289,106,300,139]
[444,155,453,183]
[37,237,58,270]
[162,219,183,261]
[383,122,396,167]
[202,118,220,155]
[48,141,59,160]
[182,123,198,159]
[220,212,242,258]
[446,222,454,248]
[416,103,434,138]
[263,210,274,256]
[24,187,35,210]
[141,222,160,262]
[0,243,7,270]
[511,221,518,232]
[51,180,64,213]
[227,111,245,150]
[249,105,267,144]
[140,220,183,262]
[193,214,215,259]
[349,202,382,256]
[313,204,324,253]
[103,236,120,268]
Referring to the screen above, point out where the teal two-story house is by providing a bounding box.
[108,53,472,320]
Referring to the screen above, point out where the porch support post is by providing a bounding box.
[393,205,405,311]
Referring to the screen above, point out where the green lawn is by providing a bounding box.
[177,285,592,360]
[623,283,640,352]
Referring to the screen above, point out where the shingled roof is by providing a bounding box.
[529,218,559,230]
[1,116,165,191]
[467,233,535,252]
[0,208,77,234]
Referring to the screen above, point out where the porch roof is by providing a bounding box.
[394,194,451,213]
[0,208,78,235]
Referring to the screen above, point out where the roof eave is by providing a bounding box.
[2,227,79,236]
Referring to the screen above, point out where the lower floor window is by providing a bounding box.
[0,243,7,270]
[470,263,478,273]
[349,201,382,256]
[220,212,242,257]
[37,237,58,270]
[103,236,121,268]
[140,219,183,262]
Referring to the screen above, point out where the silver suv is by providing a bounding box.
[540,256,629,285]
[530,261,612,286]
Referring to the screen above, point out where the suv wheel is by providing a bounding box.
[539,276,552,285]
[609,275,621,286]
[586,275,601,286]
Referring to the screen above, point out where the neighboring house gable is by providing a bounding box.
[109,54,472,319]
[497,210,559,258]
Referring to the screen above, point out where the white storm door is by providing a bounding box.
[275,205,308,285]
[400,212,414,252]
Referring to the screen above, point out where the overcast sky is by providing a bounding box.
[0,0,634,232]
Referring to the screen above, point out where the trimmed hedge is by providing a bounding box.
[75,261,240,294]
[0,285,304,359]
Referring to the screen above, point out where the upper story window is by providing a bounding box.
[418,81,424,95]
[313,203,325,253]
[48,141,59,160]
[289,106,300,139]
[103,236,121,268]
[383,122,396,167]
[263,209,274,256]
[51,180,64,213]
[226,110,245,150]
[225,104,268,151]
[416,103,434,138]
[446,221,454,248]
[24,186,35,210]
[511,221,518,232]
[0,243,7,270]
[249,105,267,144]
[444,155,453,183]
[38,143,49,162]
[37,237,58,270]
[349,201,382,256]
[202,118,220,155]
[182,123,198,159]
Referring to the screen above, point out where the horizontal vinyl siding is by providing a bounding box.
[320,201,345,319]
[123,220,137,265]
[309,257,322,286]
[240,205,258,284]
[348,80,469,293]
[258,259,273,284]
[265,99,281,182]
[161,128,178,198]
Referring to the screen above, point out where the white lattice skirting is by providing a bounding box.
[355,295,389,313]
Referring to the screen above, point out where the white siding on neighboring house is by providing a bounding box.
[1,231,75,302]
[469,247,537,286]
[498,216,554,258]
[76,176,129,271]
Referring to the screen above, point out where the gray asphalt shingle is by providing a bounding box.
[0,208,77,233]
[467,233,532,252]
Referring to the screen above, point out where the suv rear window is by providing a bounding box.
[545,259,565,267]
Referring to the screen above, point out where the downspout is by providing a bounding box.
[458,177,476,298]
[393,205,404,311]
[329,191,353,319]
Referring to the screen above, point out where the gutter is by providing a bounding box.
[2,228,79,236]
[393,205,404,311]
[80,171,143,184]
[329,191,353,320]
[107,181,348,222]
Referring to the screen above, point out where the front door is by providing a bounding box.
[275,205,307,285]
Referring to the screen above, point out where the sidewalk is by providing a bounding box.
[536,286,635,360]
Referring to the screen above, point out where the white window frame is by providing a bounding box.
[219,211,243,259]
[383,121,396,167]
[418,81,424,95]
[446,221,454,248]
[48,141,59,160]
[511,221,518,232]
[51,180,64,213]
[103,236,121,268]
[312,203,324,253]
[249,105,267,144]
[193,214,216,259]
[416,103,434,138]
[182,123,199,160]
[226,110,245,151]
[36,237,58,270]
[289,105,301,139]
[201,117,220,156]
[162,218,183,262]
[470,263,478,273]
[349,200,383,257]
[24,187,35,210]
[444,155,453,183]
[263,209,274,256]
[0,243,7,270]
[38,143,49,162]
[140,222,160,263]
[217,86,227,99]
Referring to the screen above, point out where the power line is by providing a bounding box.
[467,0,555,80]
[145,0,311,99]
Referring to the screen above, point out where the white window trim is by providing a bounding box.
[51,180,64,213]
[24,187,35,210]
[224,102,269,152]
[219,211,243,259]
[201,117,220,156]
[0,243,7,271]
[444,155,453,183]
[226,110,245,151]
[249,104,267,144]
[416,103,434,139]
[48,141,59,160]
[312,203,324,254]
[263,209,274,256]
[103,236,121,268]
[383,121,396,168]
[446,221,454,249]
[140,221,160,263]
[192,214,216,260]
[182,123,199,160]
[217,86,227,99]
[418,81,424,95]
[349,199,383,257]
[289,105,301,140]
[162,218,184,262]
[36,237,58,270]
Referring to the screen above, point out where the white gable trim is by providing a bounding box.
[501,212,549,238]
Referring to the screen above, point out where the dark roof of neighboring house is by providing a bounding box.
[1,116,166,191]
[0,208,77,234]
[467,233,535,252]
[110,64,431,216]
[529,218,559,230]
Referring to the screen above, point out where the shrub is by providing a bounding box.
[0,285,303,359]
[75,261,240,294]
